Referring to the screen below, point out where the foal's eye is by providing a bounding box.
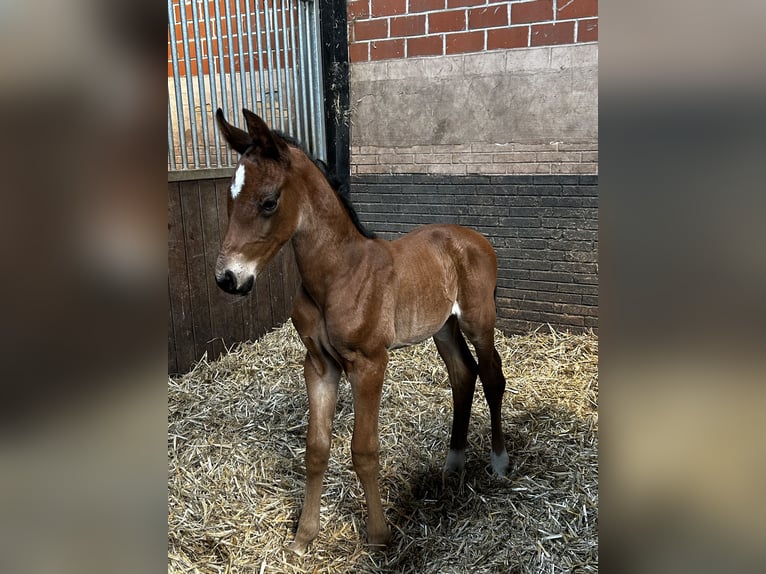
[260,198,278,214]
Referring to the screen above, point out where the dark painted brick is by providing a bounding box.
[557,283,598,295]
[541,196,596,208]
[411,174,439,184]
[535,174,579,185]
[562,185,599,196]
[516,185,563,196]
[531,270,574,282]
[535,291,583,304]
[450,174,491,185]
[351,174,597,332]
[497,257,552,270]
[560,304,598,317]
[495,196,541,207]
[457,215,499,226]
[538,312,585,326]
[497,288,536,300]
[497,318,533,333]
[562,229,598,241]
[490,175,534,185]
[504,308,542,322]
[507,238,548,249]
[377,174,414,184]
[551,261,598,274]
[454,194,495,205]
[519,300,560,313]
[499,217,541,228]
[548,240,595,251]
[573,273,599,285]
[579,175,599,185]
[513,279,561,292]
[467,205,508,216]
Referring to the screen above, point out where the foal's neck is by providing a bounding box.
[289,151,369,303]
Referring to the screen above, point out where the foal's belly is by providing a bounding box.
[389,300,452,350]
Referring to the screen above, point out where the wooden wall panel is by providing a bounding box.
[169,177,299,375]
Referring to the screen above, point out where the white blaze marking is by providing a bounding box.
[451,302,462,318]
[230,164,245,199]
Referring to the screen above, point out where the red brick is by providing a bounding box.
[390,15,426,37]
[448,0,486,7]
[530,21,575,45]
[349,42,369,62]
[370,38,405,60]
[512,0,553,24]
[557,0,598,20]
[468,6,508,29]
[347,0,370,19]
[410,0,445,13]
[371,0,406,17]
[577,18,598,42]
[429,10,467,33]
[407,35,443,57]
[354,19,388,42]
[445,30,485,54]
[487,25,528,49]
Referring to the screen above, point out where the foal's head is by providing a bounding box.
[214,109,301,295]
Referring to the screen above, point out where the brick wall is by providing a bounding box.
[347,1,598,333]
[352,173,598,332]
[348,0,598,62]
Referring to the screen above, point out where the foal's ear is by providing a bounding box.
[215,108,252,154]
[242,108,288,161]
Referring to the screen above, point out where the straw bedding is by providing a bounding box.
[168,321,598,573]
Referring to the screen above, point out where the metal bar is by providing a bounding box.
[244,0,258,117]
[179,0,200,168]
[223,0,241,163]
[272,0,285,131]
[253,0,267,118]
[297,2,310,150]
[168,96,176,170]
[311,0,326,160]
[190,0,211,167]
[288,0,301,139]
[234,0,249,111]
[279,0,292,134]
[202,0,222,167]
[212,0,231,165]
[263,0,277,128]
[168,0,187,169]
[304,1,319,157]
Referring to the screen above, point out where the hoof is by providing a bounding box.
[367,526,391,548]
[491,449,509,477]
[443,448,466,476]
[287,538,310,556]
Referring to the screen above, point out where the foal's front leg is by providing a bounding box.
[289,351,340,555]
[346,352,391,547]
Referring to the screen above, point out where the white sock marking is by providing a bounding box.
[491,449,509,477]
[444,448,466,473]
[230,164,245,199]
[451,302,461,318]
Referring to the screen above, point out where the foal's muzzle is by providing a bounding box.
[216,270,254,296]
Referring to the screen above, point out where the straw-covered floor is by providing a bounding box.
[169,321,598,573]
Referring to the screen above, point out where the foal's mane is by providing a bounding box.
[274,131,376,240]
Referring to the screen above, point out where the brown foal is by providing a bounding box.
[214,109,509,554]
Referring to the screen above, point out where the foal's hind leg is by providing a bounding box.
[457,313,509,477]
[433,316,478,475]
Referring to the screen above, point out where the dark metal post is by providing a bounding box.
[318,0,351,189]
